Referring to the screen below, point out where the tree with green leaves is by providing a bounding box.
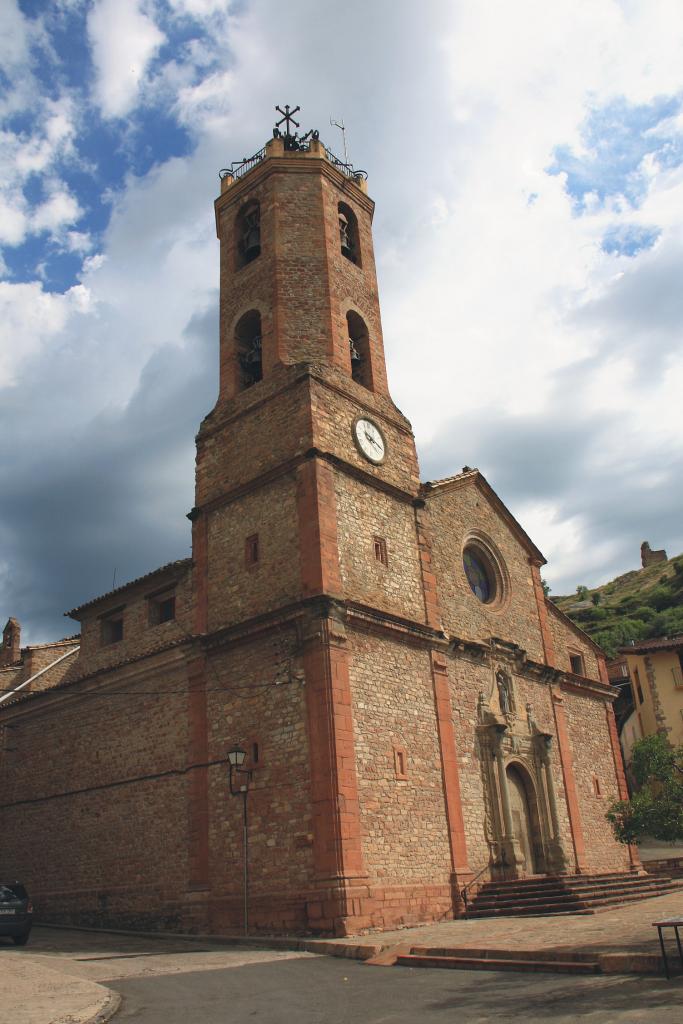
[607,733,683,844]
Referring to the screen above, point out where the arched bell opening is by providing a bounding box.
[235,310,262,389]
[346,310,373,391]
[235,200,261,268]
[505,762,544,876]
[338,202,361,266]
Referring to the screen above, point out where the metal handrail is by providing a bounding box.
[219,147,266,181]
[460,858,503,910]
[219,141,367,184]
[324,145,368,181]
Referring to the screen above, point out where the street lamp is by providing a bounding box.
[227,745,252,935]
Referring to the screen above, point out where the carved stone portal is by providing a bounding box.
[477,684,567,879]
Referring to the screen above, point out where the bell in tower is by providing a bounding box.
[237,200,260,265]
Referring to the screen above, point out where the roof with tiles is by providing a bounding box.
[620,634,683,655]
[65,558,192,620]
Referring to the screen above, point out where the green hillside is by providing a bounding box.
[551,553,683,658]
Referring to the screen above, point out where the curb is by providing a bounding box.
[36,921,382,962]
[49,986,121,1024]
[83,990,122,1024]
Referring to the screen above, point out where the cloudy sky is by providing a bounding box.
[1,0,682,643]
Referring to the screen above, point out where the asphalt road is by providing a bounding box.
[108,955,683,1024]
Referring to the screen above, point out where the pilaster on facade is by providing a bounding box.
[302,610,367,934]
[550,687,588,874]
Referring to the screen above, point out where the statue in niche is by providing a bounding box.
[496,669,514,717]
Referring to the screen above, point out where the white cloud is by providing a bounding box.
[175,70,234,128]
[0,97,79,251]
[87,0,166,119]
[0,0,30,79]
[168,0,231,15]
[0,281,85,386]
[82,253,106,273]
[32,188,82,234]
[0,194,28,246]
[67,231,93,254]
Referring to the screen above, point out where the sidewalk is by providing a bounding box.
[2,953,119,1024]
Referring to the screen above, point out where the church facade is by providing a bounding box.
[0,119,638,937]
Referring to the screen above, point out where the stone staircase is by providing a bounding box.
[464,871,678,918]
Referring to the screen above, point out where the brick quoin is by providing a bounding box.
[0,117,634,938]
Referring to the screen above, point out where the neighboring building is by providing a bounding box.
[606,655,633,730]
[619,709,644,775]
[1,618,80,700]
[621,635,683,748]
[0,116,637,937]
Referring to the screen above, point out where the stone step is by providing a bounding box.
[471,881,675,910]
[476,874,672,896]
[414,946,602,964]
[466,871,678,919]
[396,954,600,974]
[477,872,636,889]
[466,888,677,918]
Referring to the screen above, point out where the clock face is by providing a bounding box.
[354,418,386,464]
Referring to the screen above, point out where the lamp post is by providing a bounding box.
[227,745,253,935]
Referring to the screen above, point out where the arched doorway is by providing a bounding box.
[506,764,541,875]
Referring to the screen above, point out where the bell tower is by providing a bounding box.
[188,109,462,936]
[192,108,423,638]
[213,117,389,403]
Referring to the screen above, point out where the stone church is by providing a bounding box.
[0,113,642,936]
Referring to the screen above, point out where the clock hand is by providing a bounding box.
[364,429,381,450]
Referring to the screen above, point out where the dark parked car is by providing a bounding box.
[0,882,33,945]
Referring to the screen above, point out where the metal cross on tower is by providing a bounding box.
[274,104,301,136]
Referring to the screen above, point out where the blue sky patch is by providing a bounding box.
[601,224,661,257]
[547,94,683,210]
[3,2,209,292]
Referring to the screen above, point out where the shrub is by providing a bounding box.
[650,585,673,612]
[607,735,683,844]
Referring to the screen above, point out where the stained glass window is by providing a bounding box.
[463,548,494,603]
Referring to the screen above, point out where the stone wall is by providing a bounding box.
[0,651,191,931]
[335,478,424,621]
[426,479,546,661]
[206,473,301,632]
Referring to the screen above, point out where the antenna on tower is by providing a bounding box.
[330,115,349,167]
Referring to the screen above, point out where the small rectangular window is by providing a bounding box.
[634,667,644,704]
[246,736,262,768]
[245,533,259,567]
[101,616,123,645]
[593,776,602,797]
[393,745,408,780]
[569,653,584,675]
[373,536,388,567]
[149,592,176,626]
